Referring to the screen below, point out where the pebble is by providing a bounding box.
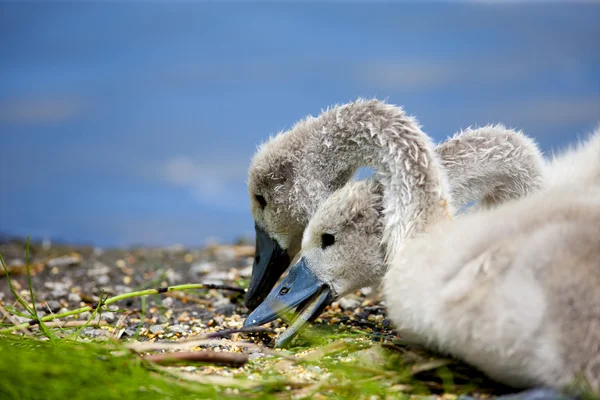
[44,282,70,298]
[52,288,68,298]
[166,269,182,285]
[68,293,82,303]
[161,297,174,308]
[87,262,111,277]
[47,254,81,268]
[338,297,361,311]
[39,300,61,313]
[168,324,187,334]
[203,271,229,285]
[149,325,165,335]
[121,328,137,337]
[102,312,116,322]
[96,275,110,285]
[81,328,107,338]
[190,261,216,277]
[214,304,236,316]
[239,265,252,278]
[114,285,132,294]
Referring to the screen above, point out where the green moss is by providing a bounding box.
[0,337,224,400]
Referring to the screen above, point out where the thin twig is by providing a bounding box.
[143,350,249,367]
[36,320,108,329]
[128,337,291,359]
[194,326,275,340]
[163,292,212,306]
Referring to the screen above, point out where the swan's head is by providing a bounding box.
[245,133,308,310]
[244,179,386,345]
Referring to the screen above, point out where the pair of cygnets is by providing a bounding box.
[242,99,600,399]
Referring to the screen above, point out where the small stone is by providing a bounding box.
[249,352,265,361]
[339,297,361,311]
[45,282,69,298]
[87,262,111,277]
[161,297,174,308]
[214,304,236,316]
[115,259,126,268]
[239,265,252,278]
[102,312,115,322]
[203,271,228,285]
[168,324,187,334]
[81,328,107,338]
[214,247,236,263]
[357,311,370,320]
[40,300,61,313]
[52,288,68,298]
[114,285,132,294]
[80,312,92,320]
[96,275,110,285]
[149,325,165,335]
[166,269,181,285]
[68,293,82,303]
[213,296,230,307]
[121,328,137,337]
[190,261,215,277]
[46,254,81,268]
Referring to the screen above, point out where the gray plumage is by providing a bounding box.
[383,183,600,394]
[249,99,545,266]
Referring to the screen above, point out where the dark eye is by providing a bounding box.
[279,286,289,295]
[255,194,267,209]
[321,233,335,249]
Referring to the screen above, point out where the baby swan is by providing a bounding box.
[245,125,546,328]
[383,185,600,398]
[246,100,545,309]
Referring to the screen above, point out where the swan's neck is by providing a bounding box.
[313,99,453,259]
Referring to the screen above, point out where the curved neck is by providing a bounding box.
[437,126,545,209]
[299,99,452,258]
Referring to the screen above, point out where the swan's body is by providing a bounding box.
[384,184,600,394]
[246,100,545,309]
[545,128,600,189]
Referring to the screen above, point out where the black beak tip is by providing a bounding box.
[243,291,263,311]
[244,224,291,311]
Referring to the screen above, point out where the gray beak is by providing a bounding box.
[244,224,291,310]
[243,257,333,346]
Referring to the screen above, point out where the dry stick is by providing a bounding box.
[0,283,244,335]
[42,320,108,329]
[163,292,212,306]
[143,350,249,367]
[193,326,275,340]
[129,338,292,359]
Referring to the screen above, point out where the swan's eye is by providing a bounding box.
[321,233,335,249]
[255,195,267,209]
